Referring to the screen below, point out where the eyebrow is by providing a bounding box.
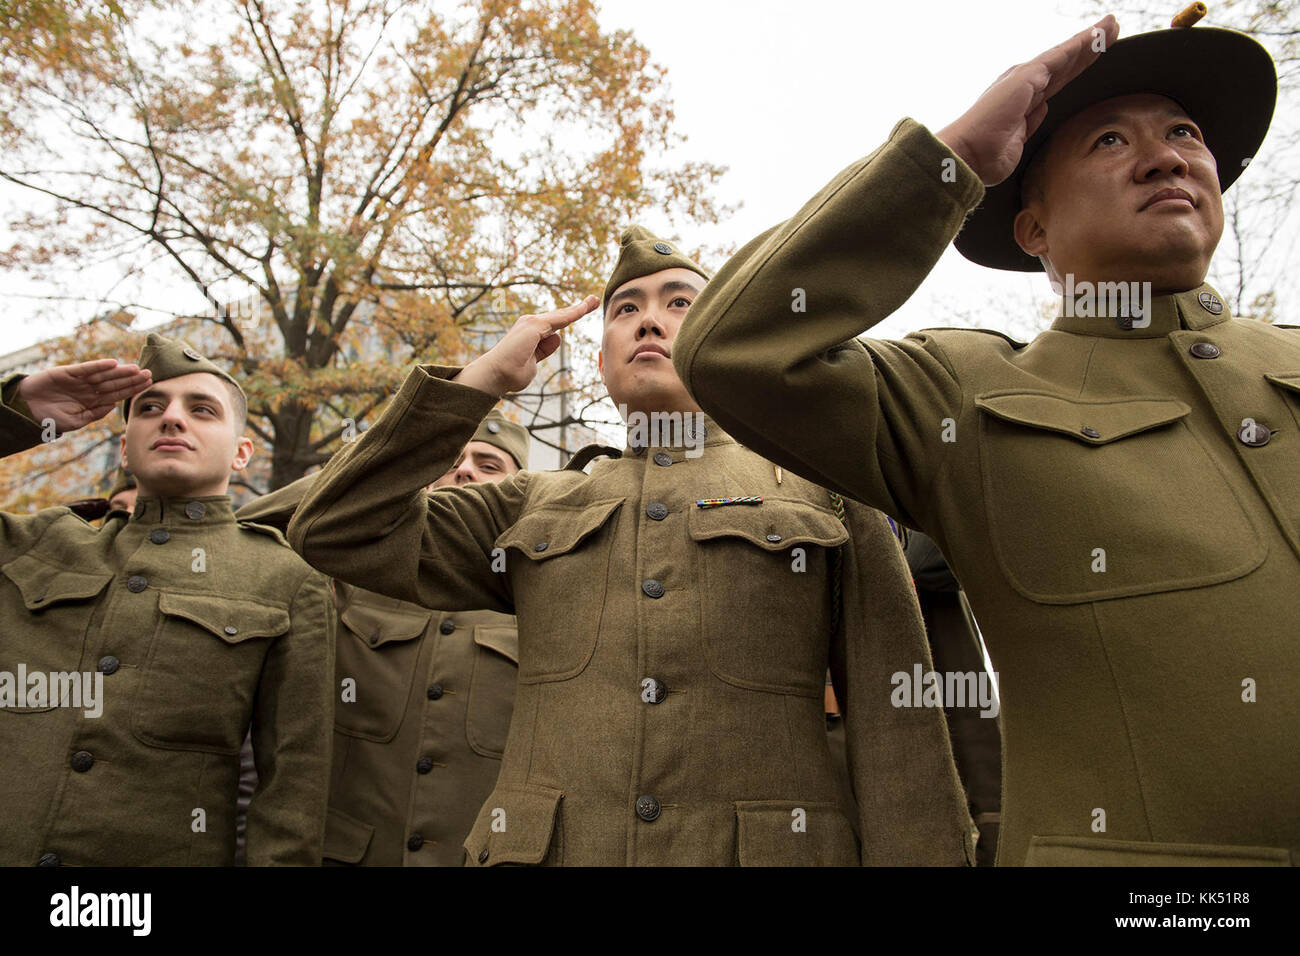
[133,388,228,414]
[469,449,509,466]
[606,280,703,312]
[1077,106,1192,143]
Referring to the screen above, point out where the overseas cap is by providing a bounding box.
[471,408,529,470]
[955,9,1276,271]
[122,332,244,421]
[602,226,709,308]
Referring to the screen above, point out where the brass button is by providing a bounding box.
[646,502,669,521]
[1198,291,1223,315]
[642,579,665,599]
[407,833,424,851]
[635,794,661,821]
[439,619,456,635]
[185,501,206,520]
[653,452,673,467]
[149,528,170,544]
[223,625,238,636]
[1238,421,1272,447]
[427,684,444,700]
[1190,342,1221,359]
[478,849,489,864]
[642,678,667,704]
[127,575,148,593]
[765,533,783,543]
[70,751,95,773]
[1081,427,1101,439]
[37,853,61,867]
[182,347,203,360]
[97,656,120,675]
[653,242,672,255]
[533,541,548,553]
[416,756,434,774]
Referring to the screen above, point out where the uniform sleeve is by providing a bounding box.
[673,118,986,528]
[0,375,64,563]
[830,499,975,865]
[244,567,336,866]
[287,364,532,613]
[0,374,48,460]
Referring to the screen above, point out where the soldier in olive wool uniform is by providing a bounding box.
[288,228,975,866]
[237,409,528,866]
[674,11,1299,865]
[0,334,334,866]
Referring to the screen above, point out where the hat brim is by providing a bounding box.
[954,28,1277,272]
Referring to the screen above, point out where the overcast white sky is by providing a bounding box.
[3,0,1296,352]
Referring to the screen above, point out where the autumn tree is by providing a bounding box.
[0,0,725,504]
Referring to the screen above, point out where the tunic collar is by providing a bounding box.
[130,495,236,526]
[1049,282,1232,338]
[622,412,733,458]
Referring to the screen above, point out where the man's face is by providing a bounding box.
[1014,93,1224,294]
[430,440,519,488]
[598,267,705,417]
[120,372,253,498]
[109,487,138,513]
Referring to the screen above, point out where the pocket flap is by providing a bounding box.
[157,591,290,642]
[463,785,563,866]
[495,498,624,562]
[0,554,113,610]
[335,581,430,646]
[688,498,848,550]
[322,806,375,864]
[473,624,519,663]
[976,392,1190,444]
[1024,835,1294,866]
[734,801,859,866]
[1265,372,1300,396]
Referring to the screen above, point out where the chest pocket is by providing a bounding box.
[132,591,289,754]
[687,499,847,697]
[0,556,113,712]
[975,391,1265,604]
[466,624,519,758]
[332,586,431,743]
[495,497,624,683]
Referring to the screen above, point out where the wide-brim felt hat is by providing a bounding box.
[955,23,1277,271]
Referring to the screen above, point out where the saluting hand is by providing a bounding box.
[454,295,600,397]
[16,359,152,434]
[937,15,1119,185]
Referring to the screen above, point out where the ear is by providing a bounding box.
[597,348,605,384]
[119,432,128,471]
[1013,206,1049,258]
[230,436,255,472]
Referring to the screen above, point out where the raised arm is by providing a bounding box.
[287,297,597,611]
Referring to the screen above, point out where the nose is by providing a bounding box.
[1136,135,1190,183]
[635,311,666,340]
[158,398,187,430]
[454,460,479,485]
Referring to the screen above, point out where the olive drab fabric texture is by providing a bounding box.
[237,476,521,866]
[672,118,1300,866]
[0,387,334,865]
[287,366,975,866]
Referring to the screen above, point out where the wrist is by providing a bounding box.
[452,357,507,398]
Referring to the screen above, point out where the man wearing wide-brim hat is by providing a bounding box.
[675,7,1299,865]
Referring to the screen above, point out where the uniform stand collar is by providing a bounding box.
[131,495,235,526]
[1049,282,1232,338]
[622,412,732,458]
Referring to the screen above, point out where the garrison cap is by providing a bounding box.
[602,226,710,308]
[472,408,529,471]
[955,4,1277,271]
[122,332,245,421]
